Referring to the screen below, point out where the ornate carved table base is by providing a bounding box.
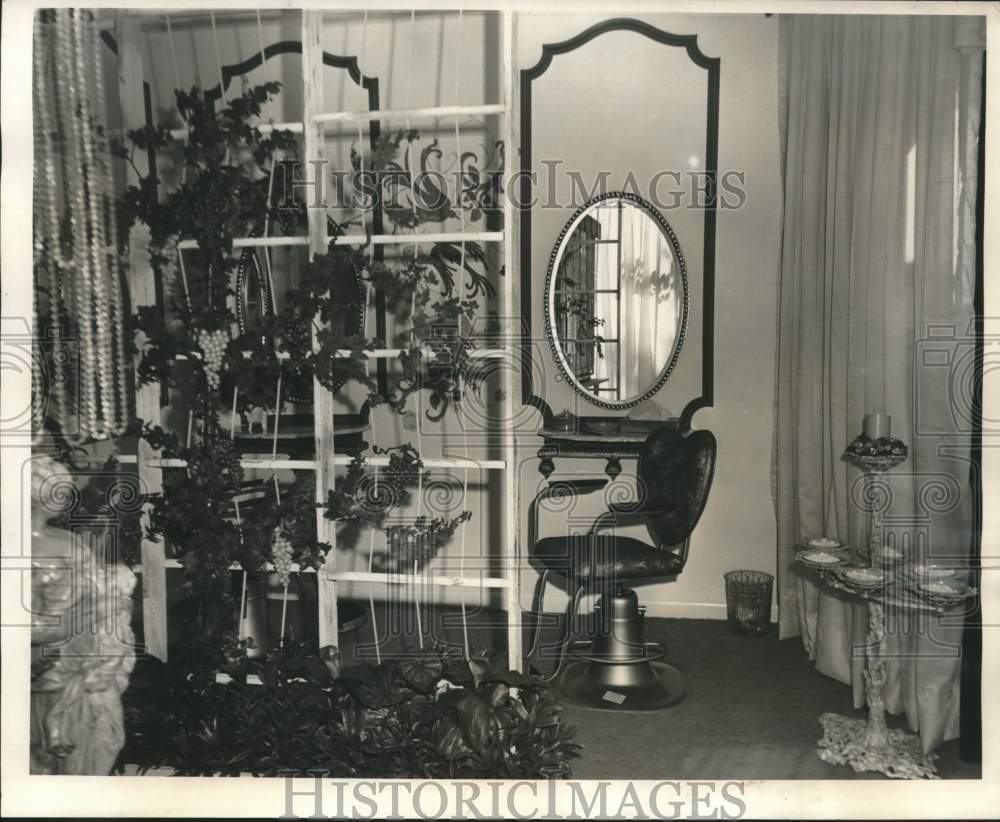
[818,714,938,780]
[816,602,938,779]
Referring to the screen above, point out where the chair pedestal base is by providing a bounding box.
[557,658,686,712]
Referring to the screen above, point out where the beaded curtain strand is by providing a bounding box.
[32,18,69,429]
[91,18,131,434]
[60,12,99,437]
[33,11,129,440]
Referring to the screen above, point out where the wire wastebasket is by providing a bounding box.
[724,570,774,636]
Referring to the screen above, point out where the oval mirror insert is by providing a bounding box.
[544,192,688,409]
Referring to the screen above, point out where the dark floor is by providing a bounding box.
[333,601,981,781]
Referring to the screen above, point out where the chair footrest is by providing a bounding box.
[567,640,666,666]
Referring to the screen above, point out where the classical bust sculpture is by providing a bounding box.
[30,453,137,774]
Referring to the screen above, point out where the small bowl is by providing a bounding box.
[584,419,622,435]
[835,565,887,589]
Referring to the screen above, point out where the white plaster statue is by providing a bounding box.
[30,454,137,774]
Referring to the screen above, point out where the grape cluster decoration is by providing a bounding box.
[271,527,294,587]
[197,328,230,391]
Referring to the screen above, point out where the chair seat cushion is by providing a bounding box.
[534,535,684,583]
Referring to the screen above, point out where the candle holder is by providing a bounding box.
[843,434,908,566]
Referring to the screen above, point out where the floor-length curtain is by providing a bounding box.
[773,15,983,753]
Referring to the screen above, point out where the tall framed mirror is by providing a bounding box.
[520,17,718,430]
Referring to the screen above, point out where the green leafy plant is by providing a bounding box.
[117,643,581,779]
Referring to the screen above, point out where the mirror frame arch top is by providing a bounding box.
[543,191,690,411]
[519,16,719,432]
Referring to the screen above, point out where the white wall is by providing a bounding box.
[127,10,781,619]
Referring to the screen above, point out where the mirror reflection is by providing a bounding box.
[546,193,687,407]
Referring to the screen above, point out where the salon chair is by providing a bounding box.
[527,426,716,710]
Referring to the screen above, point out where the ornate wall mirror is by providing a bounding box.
[545,192,688,409]
[520,17,719,430]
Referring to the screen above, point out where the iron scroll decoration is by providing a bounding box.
[543,191,689,411]
[520,18,719,431]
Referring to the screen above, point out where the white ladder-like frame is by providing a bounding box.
[118,10,522,671]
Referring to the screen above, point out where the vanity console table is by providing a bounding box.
[537,418,680,478]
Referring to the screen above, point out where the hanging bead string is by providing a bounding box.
[57,13,84,434]
[84,10,114,436]
[33,19,69,426]
[31,22,49,435]
[91,16,130,435]
[60,11,99,439]
[76,10,114,437]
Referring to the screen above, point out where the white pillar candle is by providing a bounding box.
[863,413,891,440]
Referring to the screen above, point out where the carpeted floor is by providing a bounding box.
[336,602,980,781]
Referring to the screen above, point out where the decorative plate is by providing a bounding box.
[795,548,849,571]
[835,565,887,590]
[909,578,977,610]
[909,563,961,580]
[801,536,843,550]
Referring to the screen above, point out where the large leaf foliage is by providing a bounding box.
[118,644,580,779]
